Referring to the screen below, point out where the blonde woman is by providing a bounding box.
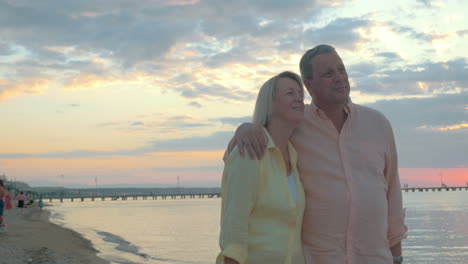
[217,71,306,264]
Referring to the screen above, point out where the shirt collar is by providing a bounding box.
[262,127,277,149]
[309,98,354,119]
[262,127,296,152]
[262,127,298,163]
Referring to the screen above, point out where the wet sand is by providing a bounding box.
[0,205,109,264]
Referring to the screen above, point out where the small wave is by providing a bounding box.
[96,230,186,263]
[49,211,65,224]
[96,231,149,259]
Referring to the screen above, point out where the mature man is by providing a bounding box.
[227,44,407,264]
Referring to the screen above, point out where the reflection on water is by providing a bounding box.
[50,199,221,264]
[48,191,468,263]
[403,191,468,264]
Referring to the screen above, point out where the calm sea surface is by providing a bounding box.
[48,190,468,264]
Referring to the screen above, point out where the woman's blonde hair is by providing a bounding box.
[252,71,303,127]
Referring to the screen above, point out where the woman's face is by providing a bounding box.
[270,77,304,126]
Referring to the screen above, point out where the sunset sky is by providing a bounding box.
[1,0,467,188]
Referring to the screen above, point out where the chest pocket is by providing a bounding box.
[347,140,386,187]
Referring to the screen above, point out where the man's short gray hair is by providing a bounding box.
[299,44,336,81]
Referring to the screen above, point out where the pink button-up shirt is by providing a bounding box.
[292,101,407,264]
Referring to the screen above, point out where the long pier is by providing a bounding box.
[33,186,468,203]
[42,192,221,203]
[402,186,468,192]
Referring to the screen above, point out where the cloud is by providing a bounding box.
[0,0,330,76]
[0,0,355,105]
[2,90,466,169]
[216,116,251,126]
[0,0,327,69]
[0,78,51,102]
[390,24,436,42]
[375,52,401,60]
[304,17,370,50]
[188,101,202,108]
[348,63,377,76]
[416,0,433,7]
[95,114,215,136]
[352,58,468,95]
[1,0,466,175]
[417,122,468,131]
[64,74,119,91]
[0,42,14,56]
[204,45,258,68]
[458,29,468,37]
[197,0,325,39]
[367,92,468,168]
[63,72,150,90]
[148,130,233,152]
[0,1,200,69]
[0,130,233,159]
[179,82,256,102]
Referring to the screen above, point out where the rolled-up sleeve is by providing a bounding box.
[384,121,408,246]
[217,150,259,264]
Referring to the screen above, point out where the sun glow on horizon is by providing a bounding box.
[400,168,468,187]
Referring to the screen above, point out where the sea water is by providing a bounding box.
[48,191,468,264]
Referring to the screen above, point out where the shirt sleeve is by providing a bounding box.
[217,149,260,264]
[384,120,408,247]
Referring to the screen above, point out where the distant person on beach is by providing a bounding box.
[26,192,34,206]
[38,196,44,211]
[0,179,6,229]
[225,44,407,264]
[5,188,13,213]
[17,191,25,214]
[217,71,306,264]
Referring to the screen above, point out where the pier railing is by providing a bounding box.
[402,186,468,192]
[41,192,221,203]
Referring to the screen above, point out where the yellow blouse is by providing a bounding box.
[217,130,305,264]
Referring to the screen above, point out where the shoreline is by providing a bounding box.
[0,205,109,264]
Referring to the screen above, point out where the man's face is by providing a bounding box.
[304,52,350,108]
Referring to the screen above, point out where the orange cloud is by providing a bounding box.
[438,123,468,131]
[64,72,150,90]
[45,46,75,53]
[0,78,51,102]
[167,0,199,5]
[416,81,429,92]
[417,122,468,131]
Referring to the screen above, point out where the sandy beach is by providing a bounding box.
[0,205,109,264]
